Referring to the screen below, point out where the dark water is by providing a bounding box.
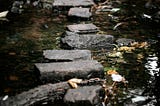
[0,0,160,105]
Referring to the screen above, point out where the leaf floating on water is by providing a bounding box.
[68,78,82,88]
[107,52,123,58]
[2,95,8,101]
[0,11,8,18]
[111,74,125,82]
[118,46,135,52]
[131,42,148,48]
[107,70,118,75]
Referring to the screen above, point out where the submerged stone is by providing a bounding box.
[64,85,105,106]
[68,7,92,18]
[116,38,135,46]
[61,32,115,50]
[52,0,94,7]
[43,50,92,61]
[35,60,104,83]
[66,23,98,34]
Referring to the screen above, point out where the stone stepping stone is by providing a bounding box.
[35,60,104,83]
[64,85,105,106]
[61,31,115,50]
[67,23,98,34]
[43,50,92,61]
[68,7,92,18]
[52,0,94,7]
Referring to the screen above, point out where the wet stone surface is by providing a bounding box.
[0,83,70,106]
[64,85,104,106]
[43,50,92,61]
[66,23,99,34]
[68,7,92,18]
[61,32,115,50]
[35,60,104,83]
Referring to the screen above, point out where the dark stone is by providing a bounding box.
[52,0,94,7]
[66,23,98,34]
[116,38,135,46]
[35,60,104,83]
[68,7,92,18]
[43,50,92,61]
[64,85,105,106]
[0,83,70,106]
[61,32,115,50]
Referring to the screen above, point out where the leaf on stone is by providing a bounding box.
[68,78,82,88]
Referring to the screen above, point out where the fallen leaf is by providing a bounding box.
[111,74,124,82]
[68,78,82,88]
[107,70,118,75]
[68,81,78,88]
[118,46,135,52]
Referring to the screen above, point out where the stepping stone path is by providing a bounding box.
[68,7,92,18]
[61,31,115,50]
[35,60,104,83]
[43,50,92,61]
[1,1,119,106]
[66,23,99,33]
[52,0,94,7]
[64,85,104,106]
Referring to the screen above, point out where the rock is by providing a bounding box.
[68,7,92,18]
[61,32,115,50]
[52,0,94,7]
[64,85,105,106]
[43,50,92,61]
[116,38,135,46]
[40,0,53,9]
[0,83,70,106]
[35,60,104,83]
[66,23,98,34]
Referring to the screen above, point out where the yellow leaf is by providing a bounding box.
[118,46,135,52]
[107,70,118,75]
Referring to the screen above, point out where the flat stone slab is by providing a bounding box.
[61,32,115,50]
[52,0,94,7]
[35,60,104,83]
[66,23,98,34]
[68,7,92,18]
[43,50,92,61]
[64,85,105,106]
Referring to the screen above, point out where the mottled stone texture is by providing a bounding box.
[66,23,98,34]
[0,83,70,106]
[53,0,94,7]
[64,85,105,106]
[43,50,92,61]
[35,60,104,83]
[61,32,115,50]
[68,8,92,18]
